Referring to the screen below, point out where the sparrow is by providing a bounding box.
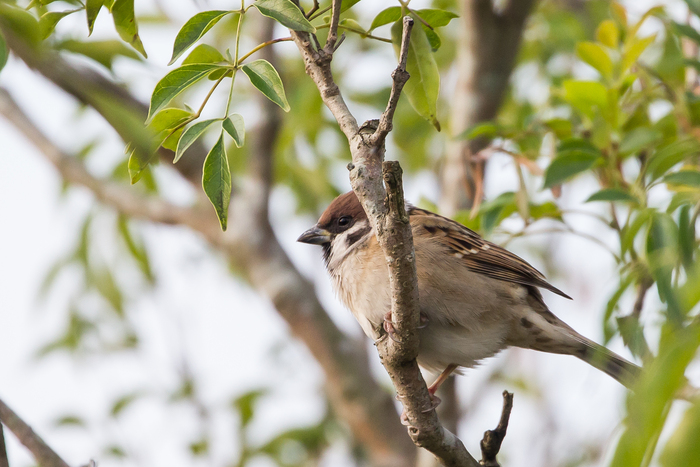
[298,191,641,397]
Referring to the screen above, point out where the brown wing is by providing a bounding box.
[409,207,572,299]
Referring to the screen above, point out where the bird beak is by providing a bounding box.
[297,225,331,245]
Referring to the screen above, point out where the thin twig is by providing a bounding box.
[306,0,319,18]
[237,37,293,64]
[371,16,413,147]
[325,0,342,51]
[479,391,514,467]
[0,398,70,467]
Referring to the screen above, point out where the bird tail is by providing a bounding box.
[574,338,642,389]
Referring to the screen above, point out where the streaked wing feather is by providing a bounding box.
[409,207,571,299]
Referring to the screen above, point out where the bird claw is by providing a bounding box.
[417,312,429,329]
[398,394,442,426]
[383,312,402,343]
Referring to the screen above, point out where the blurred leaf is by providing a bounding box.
[253,0,315,33]
[480,192,516,233]
[92,267,124,315]
[622,209,652,257]
[340,0,362,13]
[111,392,143,417]
[619,127,662,156]
[57,39,142,70]
[104,445,127,458]
[241,59,290,111]
[677,205,696,271]
[544,142,601,188]
[391,19,440,130]
[457,121,499,140]
[182,43,225,65]
[202,133,231,231]
[175,118,220,163]
[563,80,608,119]
[39,9,81,40]
[603,273,634,342]
[86,0,103,35]
[117,216,153,282]
[663,170,700,188]
[646,139,700,180]
[576,42,613,79]
[232,389,267,427]
[369,6,400,31]
[189,438,209,456]
[0,4,42,46]
[54,415,86,427]
[646,213,681,320]
[414,9,458,28]
[148,63,226,119]
[0,30,8,73]
[111,0,147,57]
[596,19,619,48]
[621,34,655,72]
[168,10,231,65]
[616,315,651,361]
[223,114,245,147]
[673,22,700,44]
[661,401,700,467]
[544,118,572,139]
[586,188,638,204]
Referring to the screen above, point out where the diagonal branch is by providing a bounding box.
[291,14,480,466]
[0,423,8,467]
[0,398,70,467]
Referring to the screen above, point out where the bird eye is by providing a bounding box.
[338,216,351,227]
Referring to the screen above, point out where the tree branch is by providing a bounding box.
[440,0,537,214]
[479,391,514,467]
[0,423,9,467]
[292,14,481,466]
[0,398,70,467]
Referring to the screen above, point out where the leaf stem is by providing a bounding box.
[237,37,294,65]
[309,5,331,21]
[315,24,392,43]
[225,68,238,116]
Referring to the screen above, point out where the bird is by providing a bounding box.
[297,191,641,400]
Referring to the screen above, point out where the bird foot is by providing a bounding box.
[383,312,429,341]
[398,394,442,425]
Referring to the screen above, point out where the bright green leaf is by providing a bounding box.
[622,34,656,72]
[619,127,662,156]
[175,118,220,163]
[647,139,700,180]
[86,0,103,35]
[0,4,41,47]
[182,44,225,65]
[253,0,315,33]
[586,188,638,204]
[543,151,600,188]
[576,42,613,79]
[414,9,458,28]
[223,114,245,148]
[241,59,290,111]
[596,19,619,48]
[202,133,231,231]
[369,7,401,31]
[148,63,226,120]
[660,401,700,467]
[168,10,231,65]
[340,0,362,13]
[563,80,608,119]
[40,9,81,40]
[111,0,147,57]
[391,19,440,130]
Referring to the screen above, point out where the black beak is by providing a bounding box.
[297,226,331,245]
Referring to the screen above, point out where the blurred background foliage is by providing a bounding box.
[1,0,700,466]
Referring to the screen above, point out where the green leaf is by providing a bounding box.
[369,7,401,31]
[111,0,147,57]
[182,44,225,65]
[596,19,619,48]
[57,39,142,70]
[661,400,700,467]
[54,415,86,427]
[340,0,362,13]
[168,10,231,65]
[202,133,231,231]
[391,18,440,130]
[543,151,600,188]
[563,80,608,118]
[111,393,142,417]
[40,9,81,40]
[223,114,245,147]
[86,0,103,35]
[241,59,290,111]
[414,9,458,28]
[175,118,220,163]
[576,42,613,79]
[586,188,638,203]
[685,0,700,17]
[663,170,700,187]
[148,107,191,150]
[621,34,655,72]
[0,4,41,47]
[457,122,499,140]
[646,139,700,180]
[253,0,315,33]
[148,63,225,120]
[673,22,700,45]
[0,31,8,74]
[232,390,267,427]
[619,127,662,156]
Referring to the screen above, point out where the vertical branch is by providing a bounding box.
[325,0,342,50]
[480,391,515,467]
[0,424,9,467]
